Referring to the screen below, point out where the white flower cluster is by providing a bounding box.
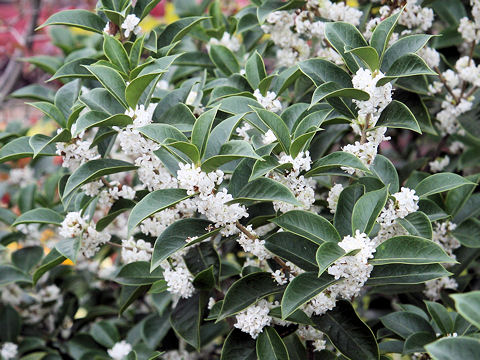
[380,0,434,31]
[297,325,327,352]
[161,255,195,299]
[261,11,310,67]
[327,230,376,299]
[253,89,282,113]
[456,56,480,88]
[234,299,272,338]
[115,104,160,156]
[432,221,460,261]
[8,166,34,187]
[271,152,315,213]
[303,290,337,317]
[56,136,100,172]
[429,66,474,136]
[121,238,152,264]
[424,277,458,301]
[458,0,480,43]
[135,154,178,191]
[342,68,393,173]
[327,183,344,214]
[108,340,132,360]
[375,187,419,245]
[315,0,362,25]
[352,68,393,125]
[208,32,240,52]
[0,342,17,360]
[177,164,247,236]
[121,14,141,37]
[429,155,450,173]
[60,212,111,258]
[418,47,441,69]
[237,225,271,260]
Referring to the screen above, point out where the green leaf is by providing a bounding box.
[170,293,204,350]
[55,237,80,263]
[370,11,402,60]
[201,140,263,172]
[221,329,257,360]
[334,184,364,237]
[377,53,436,86]
[375,100,421,133]
[63,159,137,199]
[232,178,300,205]
[425,301,454,335]
[371,235,454,265]
[381,311,434,338]
[0,136,56,163]
[404,331,437,354]
[9,84,55,102]
[218,272,285,320]
[204,114,245,158]
[245,51,266,89]
[251,107,291,153]
[127,189,191,236]
[28,101,66,127]
[316,242,348,276]
[12,208,63,227]
[351,187,388,235]
[20,55,62,74]
[74,111,132,136]
[85,65,128,108]
[324,22,368,73]
[138,123,188,144]
[270,210,341,244]
[298,59,353,88]
[37,9,107,33]
[415,173,475,198]
[426,336,480,360]
[11,246,44,273]
[451,291,480,329]
[0,208,16,225]
[305,152,370,177]
[115,262,163,285]
[0,265,31,285]
[345,46,380,70]
[33,248,66,285]
[0,306,21,342]
[281,273,338,319]
[256,327,289,360]
[209,44,240,75]
[381,35,434,72]
[312,300,379,360]
[166,141,201,164]
[452,218,480,248]
[257,0,305,23]
[191,106,219,159]
[367,264,451,285]
[397,212,433,239]
[265,232,319,272]
[157,16,209,48]
[80,88,125,115]
[29,129,71,158]
[90,321,120,348]
[103,34,130,74]
[129,35,145,69]
[151,218,217,271]
[310,81,369,109]
[49,58,97,81]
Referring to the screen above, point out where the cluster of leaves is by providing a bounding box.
[1,0,480,359]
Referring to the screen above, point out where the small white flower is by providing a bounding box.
[254,89,282,113]
[121,238,152,264]
[234,299,272,338]
[108,340,132,360]
[327,184,344,214]
[121,14,141,38]
[0,342,18,360]
[429,156,450,173]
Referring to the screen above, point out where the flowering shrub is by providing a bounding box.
[2,0,480,359]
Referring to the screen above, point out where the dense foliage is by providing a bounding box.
[2,0,480,359]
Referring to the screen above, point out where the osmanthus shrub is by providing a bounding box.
[1,0,480,359]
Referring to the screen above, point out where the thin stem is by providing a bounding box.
[434,66,460,104]
[235,221,297,275]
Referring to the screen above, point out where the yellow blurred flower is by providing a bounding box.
[346,0,359,7]
[26,120,58,136]
[165,2,180,23]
